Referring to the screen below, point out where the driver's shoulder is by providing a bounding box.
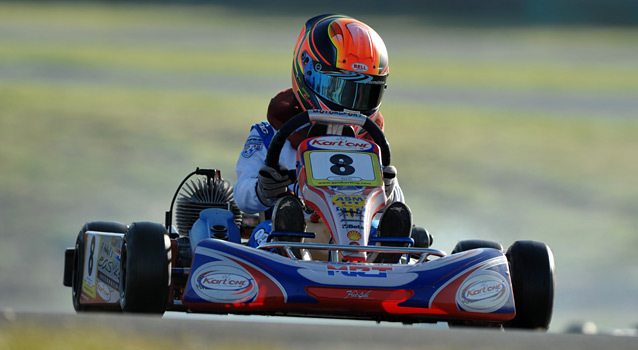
[250,121,275,147]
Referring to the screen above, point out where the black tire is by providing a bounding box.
[411,226,433,248]
[451,239,503,254]
[72,221,128,312]
[120,222,171,314]
[504,240,555,331]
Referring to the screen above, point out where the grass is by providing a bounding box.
[0,1,637,332]
[0,321,278,350]
[392,58,638,92]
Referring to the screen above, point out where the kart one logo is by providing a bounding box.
[327,265,392,278]
[192,264,258,303]
[96,281,111,302]
[199,272,251,291]
[310,137,372,151]
[457,272,510,313]
[463,280,504,301]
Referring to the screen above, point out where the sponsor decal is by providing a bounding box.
[347,230,362,241]
[98,252,118,279]
[341,223,364,230]
[200,272,251,290]
[96,280,118,302]
[252,228,269,246]
[241,137,263,158]
[258,122,270,135]
[298,265,417,287]
[306,287,414,301]
[101,240,114,258]
[309,109,361,118]
[97,281,110,300]
[464,280,504,301]
[309,137,372,151]
[327,265,392,278]
[82,234,99,298]
[332,194,366,218]
[351,62,369,72]
[98,271,119,290]
[98,234,122,289]
[457,272,510,313]
[191,264,258,303]
[346,290,371,299]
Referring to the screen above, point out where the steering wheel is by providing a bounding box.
[265,110,391,171]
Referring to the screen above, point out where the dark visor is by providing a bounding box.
[303,59,387,112]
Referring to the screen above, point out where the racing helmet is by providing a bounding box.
[292,14,389,124]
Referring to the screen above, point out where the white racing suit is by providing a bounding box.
[233,121,405,247]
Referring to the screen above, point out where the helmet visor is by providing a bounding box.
[304,59,387,112]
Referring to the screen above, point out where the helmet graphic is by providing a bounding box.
[292,14,389,120]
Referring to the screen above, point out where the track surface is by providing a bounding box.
[3,311,635,350]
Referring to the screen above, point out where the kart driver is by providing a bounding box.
[233,14,412,262]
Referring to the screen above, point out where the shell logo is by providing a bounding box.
[347,230,362,241]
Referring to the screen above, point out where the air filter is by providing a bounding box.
[174,176,242,236]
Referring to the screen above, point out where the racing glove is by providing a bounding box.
[383,165,398,201]
[256,163,293,207]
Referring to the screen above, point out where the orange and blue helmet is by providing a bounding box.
[292,14,389,120]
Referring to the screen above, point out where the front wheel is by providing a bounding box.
[120,222,171,314]
[504,240,555,331]
[451,239,503,254]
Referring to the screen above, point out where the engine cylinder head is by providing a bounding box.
[174,177,242,236]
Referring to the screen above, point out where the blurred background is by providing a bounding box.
[0,0,636,334]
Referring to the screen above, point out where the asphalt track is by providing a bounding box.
[2,311,635,350]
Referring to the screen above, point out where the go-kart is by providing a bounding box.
[62,110,555,330]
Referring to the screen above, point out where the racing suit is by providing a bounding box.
[233,88,405,246]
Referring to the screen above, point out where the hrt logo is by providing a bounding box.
[327,265,392,278]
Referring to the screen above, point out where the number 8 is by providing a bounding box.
[329,154,355,176]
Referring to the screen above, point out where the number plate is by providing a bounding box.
[304,150,382,187]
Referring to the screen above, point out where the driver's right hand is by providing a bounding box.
[256,163,293,207]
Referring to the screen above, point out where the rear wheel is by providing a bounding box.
[120,222,171,314]
[72,221,127,312]
[504,240,555,331]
